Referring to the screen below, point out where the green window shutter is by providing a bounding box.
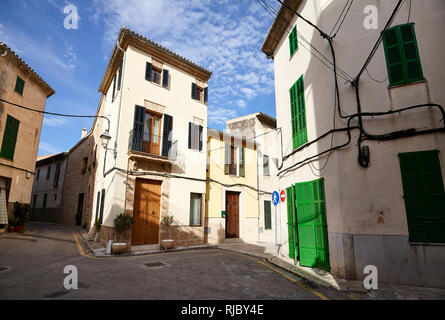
[286,186,296,260]
[290,75,307,150]
[264,200,272,230]
[399,150,445,243]
[0,115,20,160]
[289,26,298,57]
[14,76,25,95]
[383,23,423,86]
[295,179,330,271]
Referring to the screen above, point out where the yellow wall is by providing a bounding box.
[206,135,258,220]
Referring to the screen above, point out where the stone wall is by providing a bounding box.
[59,134,97,228]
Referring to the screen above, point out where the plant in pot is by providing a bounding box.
[14,202,30,234]
[112,213,134,254]
[8,217,17,232]
[161,215,175,250]
[93,218,101,242]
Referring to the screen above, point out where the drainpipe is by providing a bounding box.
[114,36,127,163]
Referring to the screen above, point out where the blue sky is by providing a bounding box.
[0,0,279,156]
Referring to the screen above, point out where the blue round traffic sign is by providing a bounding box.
[272,191,280,206]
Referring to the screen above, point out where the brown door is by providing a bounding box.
[131,179,162,245]
[226,191,240,238]
[143,112,162,155]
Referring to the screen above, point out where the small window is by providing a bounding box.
[54,193,57,201]
[188,122,203,151]
[43,193,48,209]
[36,168,40,181]
[383,23,424,86]
[264,201,272,230]
[151,66,162,85]
[14,76,25,95]
[46,166,51,180]
[82,157,88,173]
[224,138,245,177]
[289,25,298,57]
[190,193,202,226]
[263,155,270,176]
[191,83,208,104]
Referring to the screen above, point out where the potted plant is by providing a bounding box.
[112,213,134,254]
[161,215,175,250]
[8,217,17,232]
[14,202,30,234]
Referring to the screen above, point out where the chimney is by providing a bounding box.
[81,128,87,139]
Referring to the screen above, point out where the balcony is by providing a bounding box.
[128,130,177,162]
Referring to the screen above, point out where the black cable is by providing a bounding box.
[330,0,354,38]
[0,98,110,132]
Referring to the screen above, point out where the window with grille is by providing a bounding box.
[383,23,424,86]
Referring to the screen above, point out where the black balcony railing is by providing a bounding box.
[129,130,177,160]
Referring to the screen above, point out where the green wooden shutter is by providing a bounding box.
[145,62,152,81]
[295,179,330,271]
[399,150,445,243]
[264,200,272,230]
[132,105,145,151]
[162,114,173,157]
[286,186,297,260]
[289,26,298,57]
[0,115,20,160]
[162,69,169,87]
[383,23,423,86]
[290,76,307,150]
[14,76,25,95]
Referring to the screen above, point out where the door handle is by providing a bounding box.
[152,210,156,216]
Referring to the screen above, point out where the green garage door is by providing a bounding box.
[286,186,297,262]
[294,178,330,271]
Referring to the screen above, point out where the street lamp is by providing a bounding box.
[100,130,112,149]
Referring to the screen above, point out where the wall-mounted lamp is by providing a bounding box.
[100,131,112,149]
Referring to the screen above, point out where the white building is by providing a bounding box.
[262,0,445,287]
[92,27,212,249]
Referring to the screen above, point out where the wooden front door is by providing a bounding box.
[226,191,240,238]
[131,179,162,245]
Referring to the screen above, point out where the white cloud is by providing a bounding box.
[43,116,67,127]
[39,142,62,155]
[91,0,275,117]
[208,106,237,126]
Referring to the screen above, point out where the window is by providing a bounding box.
[190,193,202,226]
[14,76,25,95]
[290,75,307,150]
[289,25,298,57]
[191,83,208,104]
[398,150,445,243]
[264,200,272,230]
[224,138,245,177]
[0,115,20,160]
[36,168,40,181]
[145,62,169,87]
[54,163,61,187]
[81,157,88,174]
[112,74,116,99]
[43,193,47,209]
[188,122,203,151]
[383,23,423,86]
[46,166,51,180]
[54,193,57,201]
[32,195,37,211]
[263,155,270,176]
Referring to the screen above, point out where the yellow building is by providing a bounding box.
[205,128,259,244]
[0,42,54,228]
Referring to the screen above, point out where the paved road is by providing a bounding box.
[1,222,443,301]
[0,222,354,300]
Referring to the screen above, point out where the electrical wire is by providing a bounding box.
[329,0,354,38]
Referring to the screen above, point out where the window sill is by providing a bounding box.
[388,78,426,90]
[409,242,445,247]
[192,98,208,106]
[146,79,168,90]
